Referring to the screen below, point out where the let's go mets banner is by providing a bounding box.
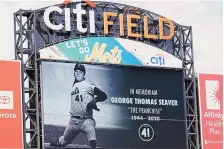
[39,37,182,69]
[198,73,223,149]
[0,60,23,149]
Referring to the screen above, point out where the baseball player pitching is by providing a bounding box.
[50,63,107,149]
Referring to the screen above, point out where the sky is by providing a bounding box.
[0,0,223,75]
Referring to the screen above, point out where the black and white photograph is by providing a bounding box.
[40,61,187,149]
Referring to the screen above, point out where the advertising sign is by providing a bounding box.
[0,60,23,149]
[198,73,223,149]
[39,37,182,69]
[43,1,174,40]
[40,61,187,149]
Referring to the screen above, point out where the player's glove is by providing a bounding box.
[87,99,100,112]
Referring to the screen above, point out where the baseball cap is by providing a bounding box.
[74,63,86,74]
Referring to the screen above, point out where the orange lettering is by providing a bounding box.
[144,16,157,39]
[159,17,174,40]
[103,12,118,35]
[119,14,124,36]
[127,14,141,38]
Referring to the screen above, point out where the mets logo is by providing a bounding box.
[0,96,10,104]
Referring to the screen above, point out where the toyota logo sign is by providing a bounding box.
[0,96,10,104]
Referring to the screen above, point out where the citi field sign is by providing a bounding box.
[43,0,175,40]
[39,0,181,69]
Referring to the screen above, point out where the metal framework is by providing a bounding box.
[14,1,200,149]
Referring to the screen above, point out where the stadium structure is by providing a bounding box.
[14,1,200,149]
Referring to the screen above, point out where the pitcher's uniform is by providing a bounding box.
[58,80,97,145]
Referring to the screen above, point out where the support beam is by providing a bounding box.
[14,9,41,149]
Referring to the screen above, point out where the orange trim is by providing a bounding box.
[63,0,72,5]
[83,0,96,8]
[62,0,96,8]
